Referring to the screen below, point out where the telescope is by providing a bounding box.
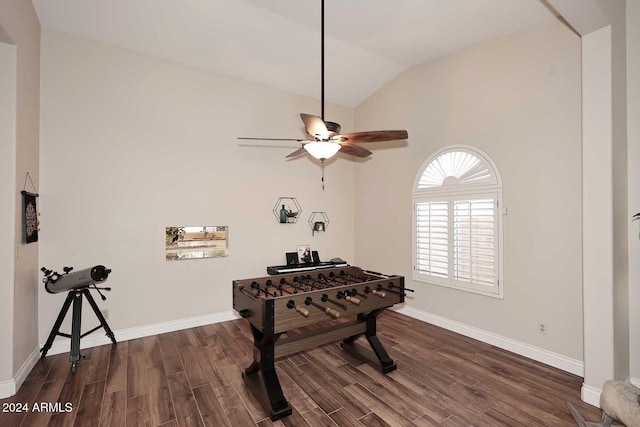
[40,264,116,373]
[41,265,111,294]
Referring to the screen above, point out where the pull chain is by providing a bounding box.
[321,161,325,191]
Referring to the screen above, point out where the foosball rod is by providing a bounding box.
[295,275,318,290]
[340,271,368,282]
[280,277,307,293]
[265,280,284,296]
[328,272,359,286]
[305,274,328,288]
[362,269,390,278]
[311,274,339,288]
[268,279,295,296]
[278,285,294,295]
[304,297,340,319]
[299,275,329,290]
[336,291,360,305]
[237,284,259,299]
[286,300,309,317]
[251,281,278,297]
[266,279,299,296]
[326,273,349,285]
[321,293,347,310]
[364,286,386,298]
[387,283,415,293]
[347,288,367,299]
[336,271,370,284]
[278,278,299,294]
[317,273,342,287]
[317,277,341,288]
[315,273,336,287]
[378,284,403,296]
[292,276,312,292]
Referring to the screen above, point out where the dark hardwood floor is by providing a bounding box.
[0,311,603,426]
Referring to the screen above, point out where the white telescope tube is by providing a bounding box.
[44,265,110,294]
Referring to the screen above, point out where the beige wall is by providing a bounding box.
[609,0,629,384]
[353,20,584,360]
[0,0,40,383]
[0,40,16,384]
[627,0,640,382]
[39,30,356,339]
[582,25,617,393]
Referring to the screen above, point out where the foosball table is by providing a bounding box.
[232,266,411,420]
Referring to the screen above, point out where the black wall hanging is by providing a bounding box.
[21,172,39,244]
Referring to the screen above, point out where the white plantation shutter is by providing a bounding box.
[416,201,448,278]
[418,151,494,188]
[413,147,503,298]
[453,198,496,288]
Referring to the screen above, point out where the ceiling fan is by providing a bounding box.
[238,0,409,166]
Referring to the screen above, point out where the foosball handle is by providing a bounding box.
[295,306,310,317]
[345,295,361,305]
[325,307,340,319]
[288,300,310,317]
[372,290,386,298]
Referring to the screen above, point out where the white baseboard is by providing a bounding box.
[0,379,11,398]
[580,377,640,409]
[0,346,41,399]
[0,376,15,399]
[3,306,625,402]
[581,384,602,407]
[44,310,240,357]
[393,306,584,376]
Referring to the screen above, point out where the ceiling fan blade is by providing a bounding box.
[339,143,372,158]
[339,130,408,144]
[238,137,305,141]
[286,147,307,158]
[300,113,329,140]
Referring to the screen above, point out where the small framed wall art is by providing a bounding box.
[21,172,39,244]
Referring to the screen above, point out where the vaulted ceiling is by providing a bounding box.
[32,0,557,108]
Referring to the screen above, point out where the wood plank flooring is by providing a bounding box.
[0,311,604,426]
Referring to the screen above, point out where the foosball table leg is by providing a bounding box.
[342,308,397,373]
[242,325,292,421]
[366,334,397,373]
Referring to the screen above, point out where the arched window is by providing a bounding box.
[413,146,503,298]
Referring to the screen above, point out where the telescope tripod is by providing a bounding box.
[41,288,116,372]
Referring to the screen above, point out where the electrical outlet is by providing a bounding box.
[101,309,109,320]
[538,322,547,335]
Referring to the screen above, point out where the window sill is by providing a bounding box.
[413,274,503,299]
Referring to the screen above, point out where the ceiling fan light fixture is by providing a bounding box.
[304,141,341,160]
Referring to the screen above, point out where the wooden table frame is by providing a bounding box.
[243,307,397,421]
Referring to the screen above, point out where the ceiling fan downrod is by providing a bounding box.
[321,0,325,122]
[319,0,326,191]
